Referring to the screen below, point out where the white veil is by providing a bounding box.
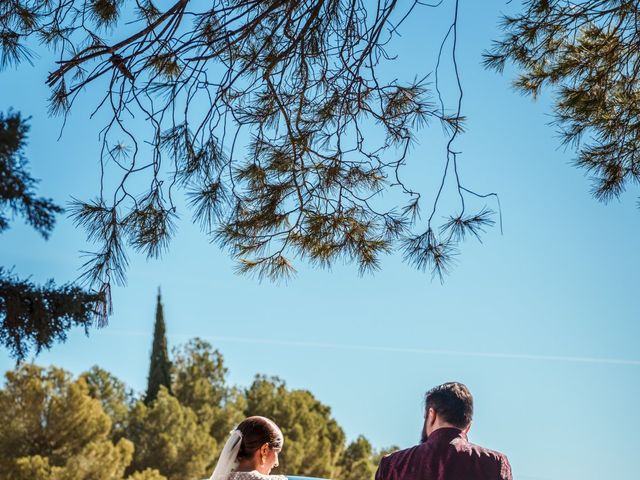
[208,429,243,480]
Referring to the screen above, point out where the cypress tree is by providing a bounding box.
[144,288,172,405]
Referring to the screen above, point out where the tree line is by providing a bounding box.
[0,338,394,480]
[1,293,394,480]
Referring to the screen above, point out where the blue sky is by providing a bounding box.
[1,2,639,480]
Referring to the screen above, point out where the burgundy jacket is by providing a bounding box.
[375,428,512,480]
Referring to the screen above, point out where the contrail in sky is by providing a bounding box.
[105,330,640,366]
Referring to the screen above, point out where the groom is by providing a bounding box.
[375,382,512,480]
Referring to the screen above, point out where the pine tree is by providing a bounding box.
[485,1,640,205]
[337,436,377,480]
[0,110,105,361]
[1,1,496,293]
[126,388,215,480]
[0,364,135,480]
[144,289,172,405]
[172,337,246,464]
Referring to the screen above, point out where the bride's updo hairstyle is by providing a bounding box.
[236,416,283,460]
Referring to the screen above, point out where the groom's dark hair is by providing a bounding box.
[425,382,473,429]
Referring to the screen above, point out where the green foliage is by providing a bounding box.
[125,388,215,480]
[145,292,172,404]
[337,436,377,480]
[0,110,61,236]
[0,364,134,480]
[126,469,167,480]
[1,0,496,298]
[336,437,398,480]
[172,338,246,450]
[0,340,390,480]
[90,0,124,28]
[486,0,640,207]
[48,438,134,480]
[0,109,105,361]
[372,445,400,467]
[0,268,105,360]
[82,366,132,440]
[172,338,227,417]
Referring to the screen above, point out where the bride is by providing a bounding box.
[208,416,287,480]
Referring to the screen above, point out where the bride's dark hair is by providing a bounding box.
[236,416,283,460]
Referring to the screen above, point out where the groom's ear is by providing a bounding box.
[427,407,436,426]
